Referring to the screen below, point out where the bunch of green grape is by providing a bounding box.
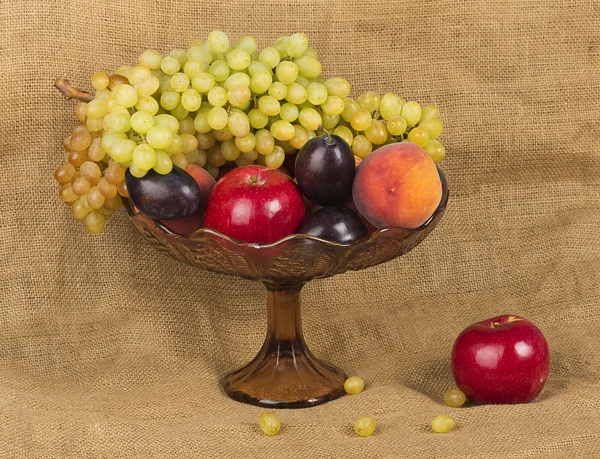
[55,30,445,233]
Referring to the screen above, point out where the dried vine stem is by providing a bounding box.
[54,78,95,102]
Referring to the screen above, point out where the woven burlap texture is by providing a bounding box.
[1,0,599,457]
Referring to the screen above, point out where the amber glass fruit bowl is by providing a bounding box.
[123,169,448,409]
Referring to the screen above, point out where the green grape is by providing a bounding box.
[295,55,322,79]
[321,113,339,130]
[164,134,183,155]
[248,108,269,129]
[130,110,154,134]
[86,186,105,210]
[132,143,157,170]
[209,60,230,82]
[189,148,207,166]
[285,83,308,105]
[179,134,198,155]
[419,105,440,122]
[258,96,281,116]
[85,99,107,119]
[146,125,174,150]
[275,61,299,85]
[213,126,233,142]
[294,75,310,88]
[194,109,212,134]
[191,72,216,92]
[250,70,273,95]
[341,98,359,122]
[365,119,388,145]
[235,132,256,153]
[234,155,254,167]
[270,120,295,141]
[273,36,289,58]
[324,77,351,98]
[280,103,299,123]
[178,116,196,135]
[431,415,455,433]
[357,92,381,112]
[228,110,250,137]
[401,101,422,127]
[169,49,188,67]
[419,118,443,140]
[160,56,180,75]
[183,60,205,79]
[301,47,318,59]
[154,114,180,133]
[354,416,376,437]
[74,102,87,122]
[101,132,127,154]
[220,139,241,161]
[444,389,466,407]
[207,144,226,166]
[110,139,137,162]
[242,149,258,160]
[196,132,216,150]
[160,90,181,111]
[227,85,251,107]
[128,164,146,178]
[248,60,270,75]
[226,49,251,70]
[207,106,228,130]
[350,108,372,131]
[203,162,219,179]
[379,93,404,120]
[265,146,285,168]
[268,82,288,100]
[95,88,111,100]
[424,140,445,162]
[181,88,202,112]
[170,73,190,92]
[255,129,275,155]
[187,46,212,65]
[344,376,365,395]
[387,116,407,136]
[128,66,151,85]
[352,135,372,159]
[286,32,309,58]
[258,47,281,68]
[139,50,162,70]
[307,82,328,105]
[135,75,160,96]
[234,36,258,54]
[298,107,322,131]
[333,125,353,146]
[153,150,173,174]
[207,30,229,53]
[321,96,345,116]
[86,117,104,132]
[91,72,109,90]
[224,72,251,91]
[207,87,228,107]
[407,127,430,147]
[258,412,281,436]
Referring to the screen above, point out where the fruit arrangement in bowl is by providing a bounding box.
[53,31,449,408]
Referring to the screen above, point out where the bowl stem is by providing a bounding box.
[222,283,347,408]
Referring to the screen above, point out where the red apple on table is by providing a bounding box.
[451,315,550,404]
[204,165,305,244]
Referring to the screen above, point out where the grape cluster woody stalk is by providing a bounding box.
[54,31,446,234]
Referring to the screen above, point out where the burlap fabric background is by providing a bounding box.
[1,0,598,457]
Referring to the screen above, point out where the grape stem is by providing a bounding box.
[54,78,95,102]
[318,125,333,144]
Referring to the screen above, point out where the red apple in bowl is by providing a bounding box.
[451,315,550,404]
[204,165,305,244]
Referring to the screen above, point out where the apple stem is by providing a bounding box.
[318,125,333,145]
[54,78,95,102]
[493,322,501,328]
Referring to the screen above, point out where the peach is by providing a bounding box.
[160,164,216,235]
[352,142,442,229]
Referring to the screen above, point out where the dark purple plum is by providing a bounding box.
[298,206,367,244]
[125,166,201,220]
[295,134,355,206]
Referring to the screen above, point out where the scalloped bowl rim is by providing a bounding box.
[123,167,449,250]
